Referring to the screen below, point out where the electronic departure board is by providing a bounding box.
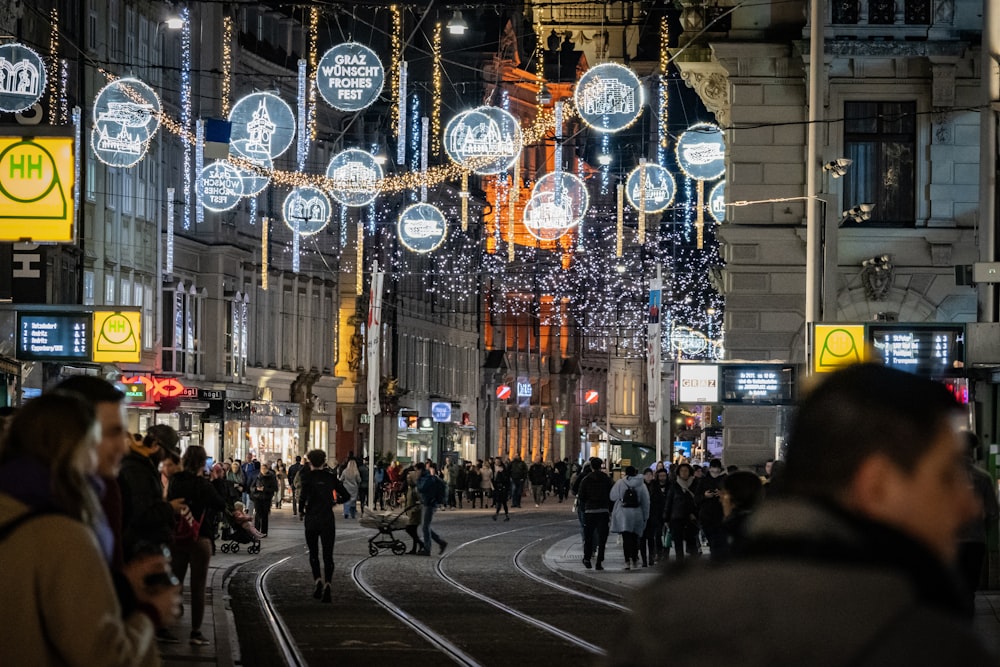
[720,364,796,405]
[867,324,965,377]
[17,313,91,361]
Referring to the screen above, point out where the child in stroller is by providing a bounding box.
[219,501,262,554]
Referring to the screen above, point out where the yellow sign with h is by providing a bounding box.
[0,135,74,242]
[92,311,141,363]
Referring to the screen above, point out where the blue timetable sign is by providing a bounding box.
[17,312,91,361]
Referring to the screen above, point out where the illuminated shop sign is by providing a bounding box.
[0,135,75,242]
[120,375,190,402]
[431,401,452,422]
[677,364,719,403]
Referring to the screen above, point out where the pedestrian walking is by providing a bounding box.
[492,460,512,521]
[287,455,303,515]
[273,460,287,509]
[251,463,277,536]
[414,461,448,555]
[298,449,351,603]
[403,471,425,554]
[339,458,361,519]
[577,457,613,570]
[610,466,650,570]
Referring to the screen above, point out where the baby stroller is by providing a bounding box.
[359,505,411,556]
[219,510,262,554]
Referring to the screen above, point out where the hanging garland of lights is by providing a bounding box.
[221,15,233,117]
[308,7,319,140]
[431,22,442,157]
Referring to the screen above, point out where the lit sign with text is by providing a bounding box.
[678,364,720,403]
[868,324,965,377]
[17,312,90,361]
[720,364,795,405]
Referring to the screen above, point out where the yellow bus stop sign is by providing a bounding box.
[814,324,866,373]
[0,135,75,242]
[92,311,141,363]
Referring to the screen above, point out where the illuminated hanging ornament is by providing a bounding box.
[228,92,296,161]
[677,122,726,248]
[573,62,644,133]
[282,186,331,235]
[196,161,244,212]
[709,180,726,223]
[0,43,46,112]
[91,77,160,167]
[234,154,272,197]
[327,148,381,207]
[676,122,726,181]
[315,43,385,112]
[626,163,676,213]
[397,202,447,253]
[443,105,522,176]
[522,192,575,241]
[531,171,589,224]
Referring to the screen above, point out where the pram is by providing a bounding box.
[358,505,412,556]
[219,510,262,554]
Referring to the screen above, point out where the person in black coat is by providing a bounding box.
[640,468,667,566]
[167,445,226,645]
[251,463,279,536]
[298,449,351,603]
[576,457,613,570]
[492,461,512,521]
[694,458,727,559]
[664,462,700,561]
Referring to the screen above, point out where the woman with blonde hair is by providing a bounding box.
[0,391,178,665]
[339,457,362,519]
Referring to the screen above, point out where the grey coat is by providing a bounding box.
[609,475,649,534]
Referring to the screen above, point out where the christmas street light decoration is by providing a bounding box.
[0,42,46,113]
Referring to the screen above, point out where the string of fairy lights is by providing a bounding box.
[60,3,723,359]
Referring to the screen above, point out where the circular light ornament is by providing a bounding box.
[315,43,385,112]
[573,62,644,134]
[234,154,272,197]
[196,161,245,212]
[531,171,589,224]
[708,180,726,223]
[0,43,47,112]
[443,106,522,175]
[522,192,576,241]
[326,149,382,207]
[282,186,331,236]
[397,203,447,253]
[91,77,161,167]
[229,92,296,161]
[676,122,726,181]
[625,163,676,214]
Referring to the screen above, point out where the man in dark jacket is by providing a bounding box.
[694,458,727,558]
[287,455,303,515]
[508,454,528,508]
[611,364,996,666]
[576,457,613,570]
[118,424,185,556]
[527,458,547,506]
[415,462,448,554]
[298,449,351,604]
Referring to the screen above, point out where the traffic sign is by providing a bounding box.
[814,324,865,373]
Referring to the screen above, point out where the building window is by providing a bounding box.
[225,293,249,380]
[161,281,204,375]
[83,270,95,305]
[86,156,96,201]
[843,101,916,227]
[143,285,153,349]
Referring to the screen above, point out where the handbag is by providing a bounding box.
[174,508,205,546]
[661,525,672,550]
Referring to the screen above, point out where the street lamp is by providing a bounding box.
[446,10,468,35]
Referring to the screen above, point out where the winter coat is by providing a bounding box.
[528,462,547,485]
[665,480,698,522]
[576,470,613,513]
[339,469,360,499]
[250,471,278,507]
[609,474,650,534]
[405,481,422,526]
[509,458,528,482]
[168,470,227,539]
[479,466,493,490]
[610,499,997,667]
[493,468,511,496]
[0,491,159,667]
[118,449,174,552]
[695,472,726,528]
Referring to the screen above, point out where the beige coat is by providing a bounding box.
[0,493,159,667]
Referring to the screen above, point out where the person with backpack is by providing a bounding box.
[610,465,651,570]
[414,461,448,555]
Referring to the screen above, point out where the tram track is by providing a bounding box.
[245,512,630,666]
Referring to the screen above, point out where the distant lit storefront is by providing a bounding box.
[249,400,300,464]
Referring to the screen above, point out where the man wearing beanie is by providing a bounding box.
[576,457,613,570]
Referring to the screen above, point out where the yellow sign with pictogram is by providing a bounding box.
[92,311,141,363]
[0,135,75,242]
[814,324,866,373]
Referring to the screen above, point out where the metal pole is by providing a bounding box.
[805,0,825,369]
[981,0,999,322]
